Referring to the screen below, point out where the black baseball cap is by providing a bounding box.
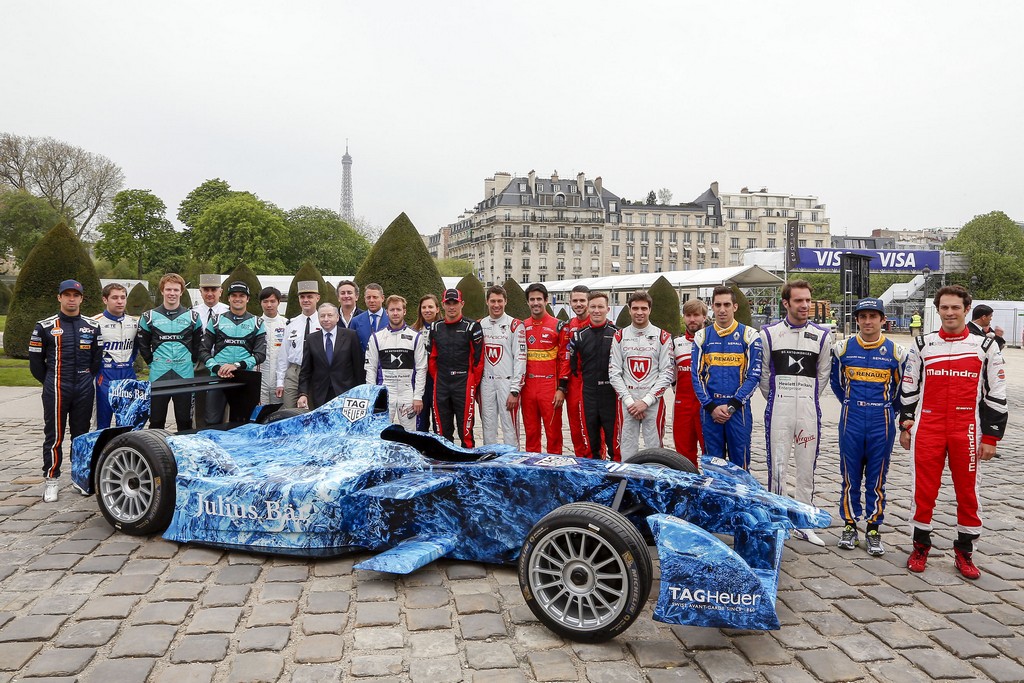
[443,288,463,302]
[227,281,250,296]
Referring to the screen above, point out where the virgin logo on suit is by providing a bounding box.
[298,328,364,408]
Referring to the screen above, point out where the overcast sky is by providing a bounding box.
[4,1,1021,238]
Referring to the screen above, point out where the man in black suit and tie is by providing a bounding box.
[297,303,364,409]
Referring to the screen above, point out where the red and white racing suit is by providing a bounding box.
[673,332,704,467]
[560,315,590,457]
[610,324,675,459]
[480,314,526,447]
[900,328,1007,544]
[522,314,564,454]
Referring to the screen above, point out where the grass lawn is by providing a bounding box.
[0,357,37,387]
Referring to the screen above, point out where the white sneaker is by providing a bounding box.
[793,528,826,546]
[43,478,59,503]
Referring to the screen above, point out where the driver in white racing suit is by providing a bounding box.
[365,295,427,430]
[479,285,527,447]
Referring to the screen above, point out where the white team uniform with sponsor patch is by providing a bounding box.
[258,314,288,404]
[366,324,427,430]
[609,324,675,459]
[479,314,527,447]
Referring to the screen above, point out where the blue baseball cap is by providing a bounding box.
[58,279,84,295]
[853,297,885,315]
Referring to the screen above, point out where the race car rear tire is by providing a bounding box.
[519,502,652,643]
[265,408,308,424]
[627,447,699,474]
[95,430,177,536]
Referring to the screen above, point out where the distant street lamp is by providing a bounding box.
[922,266,931,323]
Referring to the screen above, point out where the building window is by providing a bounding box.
[730,238,740,249]
[557,259,565,270]
[706,205,715,215]
[641,231,649,241]
[557,243,565,254]
[612,245,619,257]
[504,242,513,253]
[730,222,739,231]
[655,246,663,257]
[522,259,530,269]
[815,240,824,247]
[799,240,807,247]
[811,211,819,222]
[697,233,705,244]
[640,214,648,226]
[519,183,527,192]
[540,257,547,268]
[521,196,530,205]
[569,184,577,193]
[611,230,619,241]
[609,201,617,212]
[591,259,599,270]
[640,245,648,257]
[744,209,752,219]
[505,258,512,269]
[626,230,634,241]
[626,245,634,257]
[767,238,776,248]
[710,233,719,244]
[586,185,594,195]
[624,213,633,225]
[654,214,661,226]
[767,223,776,234]
[539,242,547,253]
[537,184,543,192]
[747,238,757,249]
[553,184,561,192]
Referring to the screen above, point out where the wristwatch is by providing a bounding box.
[510,390,520,397]
[727,405,736,415]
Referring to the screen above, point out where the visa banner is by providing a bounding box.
[798,248,940,272]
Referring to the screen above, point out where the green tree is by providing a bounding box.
[284,261,337,319]
[0,189,64,268]
[436,258,474,278]
[192,194,288,274]
[646,190,657,205]
[126,283,152,316]
[355,213,445,324]
[945,211,1024,299]
[95,189,175,279]
[731,285,752,327]
[219,262,265,316]
[177,178,234,229]
[649,276,682,335]
[0,280,11,314]
[5,222,102,358]
[456,275,486,320]
[502,278,530,320]
[281,206,371,274]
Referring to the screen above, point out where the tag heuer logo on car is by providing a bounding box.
[343,398,369,421]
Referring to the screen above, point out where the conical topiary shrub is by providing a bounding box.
[502,278,530,321]
[649,276,682,336]
[355,213,444,324]
[126,283,152,317]
[180,285,193,309]
[731,285,752,327]
[0,280,12,315]
[456,275,486,321]
[5,222,102,359]
[219,262,264,315]
[556,308,569,321]
[615,304,632,329]
[285,261,333,319]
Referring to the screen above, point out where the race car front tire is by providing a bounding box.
[95,430,177,536]
[519,502,652,643]
[627,447,699,473]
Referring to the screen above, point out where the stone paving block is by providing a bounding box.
[215,563,261,585]
[981,602,1024,626]
[732,633,792,666]
[69,525,114,542]
[901,647,977,679]
[863,586,915,607]
[405,586,450,609]
[100,573,157,595]
[891,605,953,631]
[914,590,972,613]
[26,553,81,571]
[509,604,539,625]
[356,580,397,601]
[83,657,156,682]
[48,539,100,554]
[302,613,348,635]
[881,573,934,593]
[802,577,863,600]
[863,660,934,683]
[290,665,342,683]
[228,653,284,683]
[239,625,292,652]
[455,593,499,614]
[460,612,507,639]
[409,655,462,683]
[153,663,216,683]
[186,606,243,633]
[794,648,865,682]
[28,593,88,615]
[201,584,250,607]
[133,600,192,625]
[527,650,577,681]
[769,624,830,650]
[109,624,177,657]
[296,633,345,663]
[0,642,42,671]
[74,595,138,619]
[134,540,179,559]
[513,624,565,651]
[166,565,213,582]
[830,564,882,586]
[761,666,819,683]
[171,634,229,663]
[803,612,862,637]
[312,558,354,577]
[448,580,491,595]
[777,590,832,613]
[670,625,732,650]
[260,582,303,602]
[583,662,645,683]
[354,627,404,650]
[0,614,67,641]
[305,590,350,614]
[95,540,142,555]
[944,581,1003,605]
[265,565,309,582]
[410,630,459,657]
[3,570,62,591]
[445,563,487,580]
[865,620,935,649]
[177,548,223,565]
[121,559,168,575]
[973,654,1024,682]
[625,640,688,668]
[468,670,527,683]
[247,602,298,627]
[834,597,897,623]
[693,650,757,682]
[833,632,894,663]
[153,582,204,602]
[948,610,1015,637]
[928,626,1000,658]
[355,601,400,627]
[54,619,120,647]
[349,653,403,676]
[466,642,518,669]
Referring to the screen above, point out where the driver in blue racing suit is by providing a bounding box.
[92,283,139,428]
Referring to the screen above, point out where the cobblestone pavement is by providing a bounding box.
[2,341,1024,682]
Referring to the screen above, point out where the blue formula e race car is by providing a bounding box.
[70,380,830,642]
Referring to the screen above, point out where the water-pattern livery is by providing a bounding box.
[70,382,829,638]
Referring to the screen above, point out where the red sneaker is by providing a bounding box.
[954,548,981,580]
[906,542,930,573]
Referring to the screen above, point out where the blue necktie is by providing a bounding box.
[325,332,333,365]
[371,313,378,330]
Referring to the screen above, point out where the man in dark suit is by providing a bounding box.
[297,303,364,409]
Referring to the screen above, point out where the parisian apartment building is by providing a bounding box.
[425,171,832,287]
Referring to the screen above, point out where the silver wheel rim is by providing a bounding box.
[99,446,155,524]
[528,527,629,631]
